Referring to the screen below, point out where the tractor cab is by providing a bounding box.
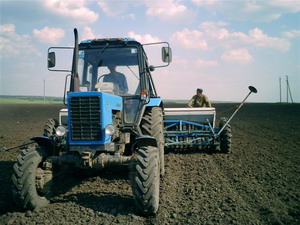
[78,38,141,95]
[77,38,149,124]
[48,36,172,125]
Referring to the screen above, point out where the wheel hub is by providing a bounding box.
[35,165,53,196]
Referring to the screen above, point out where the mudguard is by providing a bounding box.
[147,98,162,107]
[133,136,157,150]
[30,136,56,155]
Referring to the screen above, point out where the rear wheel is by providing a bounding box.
[12,146,53,210]
[129,146,160,216]
[140,107,165,176]
[219,117,232,153]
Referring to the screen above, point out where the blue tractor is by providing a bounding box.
[12,29,172,216]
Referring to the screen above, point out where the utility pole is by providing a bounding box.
[286,76,294,103]
[286,76,289,103]
[279,77,282,103]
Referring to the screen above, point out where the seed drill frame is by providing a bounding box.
[163,86,257,152]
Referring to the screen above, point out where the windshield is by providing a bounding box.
[78,47,140,96]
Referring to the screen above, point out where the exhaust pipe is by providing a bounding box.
[71,28,80,92]
[218,86,257,136]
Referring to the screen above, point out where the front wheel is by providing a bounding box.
[129,146,160,216]
[140,107,165,177]
[12,146,53,210]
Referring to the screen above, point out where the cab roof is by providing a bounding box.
[80,37,137,44]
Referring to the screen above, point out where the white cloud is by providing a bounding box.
[146,0,186,18]
[245,28,290,51]
[0,24,40,57]
[145,0,195,22]
[0,37,19,55]
[99,0,193,22]
[195,58,218,67]
[0,24,26,41]
[221,48,254,65]
[199,21,229,30]
[243,1,263,13]
[0,25,20,55]
[171,28,208,50]
[236,1,283,22]
[199,21,232,41]
[192,0,219,6]
[128,13,136,20]
[173,24,290,51]
[0,24,15,33]
[221,27,290,51]
[127,31,161,44]
[172,55,188,66]
[80,27,99,41]
[282,29,300,39]
[33,27,65,44]
[44,0,99,24]
[97,0,135,18]
[269,0,300,13]
[263,13,282,21]
[192,0,299,22]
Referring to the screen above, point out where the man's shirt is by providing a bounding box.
[188,94,211,107]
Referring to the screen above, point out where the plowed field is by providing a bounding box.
[0,103,299,225]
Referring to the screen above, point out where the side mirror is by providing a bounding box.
[162,47,172,63]
[47,47,73,72]
[48,52,56,68]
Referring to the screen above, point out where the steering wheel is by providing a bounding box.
[97,74,108,83]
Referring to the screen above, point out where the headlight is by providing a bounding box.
[105,124,116,136]
[56,125,66,137]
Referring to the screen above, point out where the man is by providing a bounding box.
[103,64,128,93]
[188,88,212,107]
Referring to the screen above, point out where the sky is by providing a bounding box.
[0,0,299,103]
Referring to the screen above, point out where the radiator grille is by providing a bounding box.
[70,96,101,141]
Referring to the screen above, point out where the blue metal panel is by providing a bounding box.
[67,92,122,146]
[146,97,162,107]
[101,92,122,144]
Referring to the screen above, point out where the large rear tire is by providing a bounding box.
[129,146,160,216]
[12,146,53,210]
[219,117,232,153]
[140,107,165,176]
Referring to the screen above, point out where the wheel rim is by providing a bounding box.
[35,164,53,197]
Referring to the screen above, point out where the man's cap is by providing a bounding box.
[196,88,203,93]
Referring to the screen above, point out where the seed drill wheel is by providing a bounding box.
[12,146,53,210]
[219,117,232,153]
[129,146,160,216]
[43,118,59,137]
[140,107,165,176]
